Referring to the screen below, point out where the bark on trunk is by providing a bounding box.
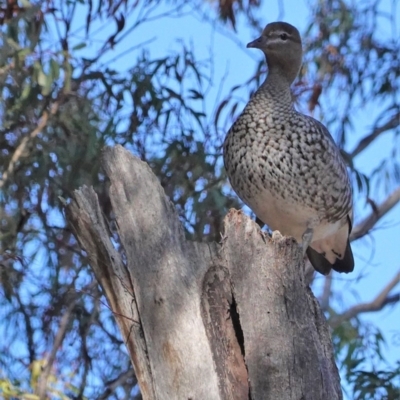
[65,145,343,400]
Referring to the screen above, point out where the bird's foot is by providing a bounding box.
[301,227,314,256]
[271,230,283,240]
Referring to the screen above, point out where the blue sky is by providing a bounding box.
[63,0,400,394]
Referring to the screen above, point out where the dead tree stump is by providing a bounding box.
[65,145,342,400]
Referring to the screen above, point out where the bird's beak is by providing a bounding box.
[247,36,264,49]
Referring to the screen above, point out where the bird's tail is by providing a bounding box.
[306,239,354,275]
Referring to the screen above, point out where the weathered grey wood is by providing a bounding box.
[66,145,343,400]
[66,186,155,399]
[201,264,249,399]
[222,213,342,399]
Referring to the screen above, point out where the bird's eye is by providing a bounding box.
[280,33,288,41]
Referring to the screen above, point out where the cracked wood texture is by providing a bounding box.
[66,145,342,400]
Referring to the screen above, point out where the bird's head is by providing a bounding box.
[247,22,302,84]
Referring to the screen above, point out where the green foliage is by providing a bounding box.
[0,359,89,399]
[350,364,400,400]
[301,0,400,194]
[333,320,400,399]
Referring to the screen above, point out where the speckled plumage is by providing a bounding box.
[223,22,354,275]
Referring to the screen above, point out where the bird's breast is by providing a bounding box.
[243,187,342,242]
[223,111,352,235]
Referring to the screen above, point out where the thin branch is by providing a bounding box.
[350,187,400,241]
[0,102,59,189]
[15,292,36,365]
[104,37,156,66]
[36,293,80,399]
[330,269,400,329]
[349,111,400,158]
[97,369,136,400]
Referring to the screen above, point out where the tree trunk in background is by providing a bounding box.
[65,145,343,400]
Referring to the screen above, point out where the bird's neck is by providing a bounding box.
[259,69,293,105]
